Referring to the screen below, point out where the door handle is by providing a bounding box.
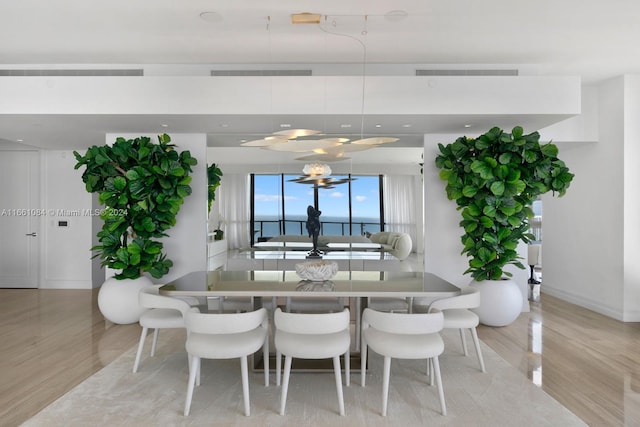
[25,232,38,237]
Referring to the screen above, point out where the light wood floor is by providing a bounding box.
[1,288,639,427]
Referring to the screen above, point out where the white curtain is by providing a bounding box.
[383,175,417,250]
[218,173,250,250]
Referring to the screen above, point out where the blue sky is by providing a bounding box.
[254,174,380,219]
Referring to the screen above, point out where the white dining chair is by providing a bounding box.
[361,308,446,416]
[133,284,195,373]
[274,308,351,416]
[183,307,269,417]
[414,286,486,373]
[366,296,412,313]
[285,296,346,313]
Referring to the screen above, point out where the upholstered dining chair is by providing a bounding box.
[274,308,351,416]
[183,307,269,417]
[133,284,195,373]
[361,308,446,416]
[413,286,486,373]
[366,297,412,313]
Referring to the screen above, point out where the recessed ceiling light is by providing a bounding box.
[464,124,472,128]
[240,139,247,143]
[375,124,382,128]
[402,124,412,128]
[160,124,169,128]
[16,139,23,142]
[384,10,408,22]
[220,124,229,128]
[199,11,222,23]
[280,124,292,128]
[340,124,352,128]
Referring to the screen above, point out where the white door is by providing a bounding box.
[0,151,40,288]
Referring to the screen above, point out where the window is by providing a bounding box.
[251,174,383,245]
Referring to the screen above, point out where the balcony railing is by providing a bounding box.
[252,219,382,244]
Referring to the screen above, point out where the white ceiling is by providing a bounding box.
[1,0,638,153]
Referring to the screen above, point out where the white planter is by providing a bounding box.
[469,279,523,327]
[97,276,152,324]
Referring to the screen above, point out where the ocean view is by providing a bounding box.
[254,214,381,238]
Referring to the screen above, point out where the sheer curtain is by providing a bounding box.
[383,175,417,250]
[218,173,250,250]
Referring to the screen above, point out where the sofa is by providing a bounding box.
[369,231,412,260]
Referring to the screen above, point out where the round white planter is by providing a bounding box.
[97,276,152,324]
[469,279,523,327]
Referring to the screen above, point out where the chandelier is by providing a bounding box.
[287,162,353,189]
[241,13,399,163]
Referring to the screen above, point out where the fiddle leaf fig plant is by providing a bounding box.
[207,163,223,214]
[435,126,574,281]
[73,134,197,280]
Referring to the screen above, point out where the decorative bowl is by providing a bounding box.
[295,261,338,281]
[296,280,335,292]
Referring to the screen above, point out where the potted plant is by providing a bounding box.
[207,163,223,214]
[207,163,224,240]
[435,126,573,326]
[213,216,225,241]
[73,133,197,324]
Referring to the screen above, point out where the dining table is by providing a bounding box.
[160,269,460,371]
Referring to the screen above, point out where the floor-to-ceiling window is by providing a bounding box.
[251,174,384,245]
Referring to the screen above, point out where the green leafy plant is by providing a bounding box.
[435,126,574,281]
[73,134,197,280]
[207,163,223,214]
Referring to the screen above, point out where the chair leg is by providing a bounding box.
[432,356,447,416]
[151,328,160,357]
[240,355,251,416]
[459,328,468,356]
[333,356,345,416]
[184,355,199,416]
[355,297,361,352]
[360,342,368,387]
[428,358,434,386]
[263,338,269,387]
[381,356,392,416]
[279,356,292,415]
[276,350,282,387]
[470,327,486,373]
[344,350,350,387]
[132,327,148,373]
[196,357,201,387]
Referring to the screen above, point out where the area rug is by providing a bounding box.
[22,328,586,427]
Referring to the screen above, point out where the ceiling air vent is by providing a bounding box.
[211,70,312,76]
[416,69,518,76]
[0,69,143,76]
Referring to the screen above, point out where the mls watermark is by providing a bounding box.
[1,208,127,217]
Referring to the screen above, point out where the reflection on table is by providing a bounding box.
[160,270,459,299]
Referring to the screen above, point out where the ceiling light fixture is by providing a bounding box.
[288,162,354,189]
[291,13,322,24]
[199,11,223,23]
[242,14,399,163]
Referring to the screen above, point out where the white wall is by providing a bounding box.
[0,75,581,118]
[543,77,627,319]
[423,134,470,287]
[623,76,640,321]
[161,134,208,282]
[424,133,534,312]
[40,150,93,289]
[38,134,207,289]
[423,78,640,321]
[106,133,208,284]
